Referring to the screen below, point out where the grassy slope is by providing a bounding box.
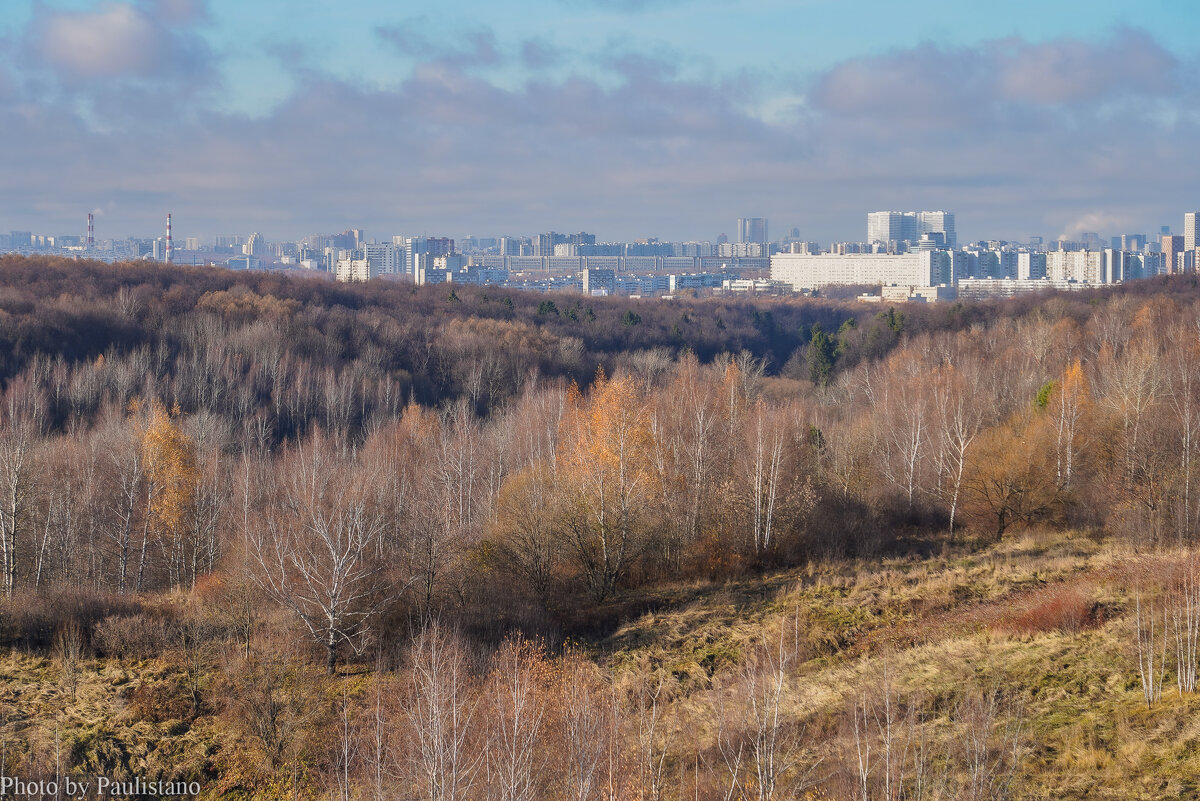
[601,531,1200,800]
[3,533,1199,799]
[0,653,219,786]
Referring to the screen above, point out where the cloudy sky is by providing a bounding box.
[1,0,1197,244]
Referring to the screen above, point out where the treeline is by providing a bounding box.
[1,261,1200,620]
[4,258,1200,796]
[0,255,867,431]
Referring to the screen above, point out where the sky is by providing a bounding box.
[1,0,1199,244]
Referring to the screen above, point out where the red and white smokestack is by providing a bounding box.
[87,213,94,247]
[166,213,173,263]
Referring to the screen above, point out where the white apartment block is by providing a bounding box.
[867,212,916,245]
[1186,212,1200,252]
[1017,252,1047,280]
[1045,250,1125,284]
[362,243,402,275]
[335,257,372,282]
[770,251,950,290]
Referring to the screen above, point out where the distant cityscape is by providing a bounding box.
[3,210,1198,302]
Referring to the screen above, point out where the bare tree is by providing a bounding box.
[331,688,358,801]
[931,364,984,536]
[951,689,1024,801]
[1167,338,1200,542]
[876,366,928,511]
[714,613,820,801]
[0,420,32,597]
[632,671,675,801]
[492,465,558,602]
[1135,585,1167,708]
[749,401,786,557]
[482,638,547,801]
[403,622,481,801]
[1172,552,1200,695]
[102,428,143,594]
[54,621,84,704]
[248,434,388,673]
[558,652,624,801]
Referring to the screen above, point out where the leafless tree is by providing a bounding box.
[876,367,928,511]
[1167,338,1200,542]
[482,638,547,801]
[714,613,820,801]
[932,364,984,536]
[749,401,786,557]
[0,419,32,597]
[950,689,1024,801]
[331,688,358,801]
[248,434,388,673]
[633,671,675,801]
[1172,552,1200,695]
[54,621,84,703]
[402,622,481,801]
[559,652,623,801]
[1135,585,1167,708]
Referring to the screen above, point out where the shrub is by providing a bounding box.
[997,585,1100,636]
[94,613,177,660]
[0,589,141,650]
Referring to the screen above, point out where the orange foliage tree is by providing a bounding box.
[139,400,199,590]
[559,368,656,602]
[964,409,1059,538]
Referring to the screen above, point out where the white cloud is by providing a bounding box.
[0,23,1195,242]
[35,3,165,79]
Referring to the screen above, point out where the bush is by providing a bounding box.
[997,585,1101,636]
[94,613,176,660]
[0,589,141,650]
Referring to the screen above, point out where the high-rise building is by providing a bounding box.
[243,232,265,256]
[362,243,401,275]
[737,218,768,244]
[1185,213,1200,252]
[867,212,917,245]
[1112,234,1147,252]
[916,211,956,247]
[1163,235,1185,274]
[868,211,955,247]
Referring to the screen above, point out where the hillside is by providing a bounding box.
[0,530,1193,800]
[0,258,1199,798]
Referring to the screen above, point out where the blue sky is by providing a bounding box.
[2,0,1199,243]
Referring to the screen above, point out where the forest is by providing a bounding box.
[2,255,1200,799]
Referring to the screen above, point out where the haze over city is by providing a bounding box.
[2,0,1198,243]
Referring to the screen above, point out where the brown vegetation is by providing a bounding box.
[2,257,1200,797]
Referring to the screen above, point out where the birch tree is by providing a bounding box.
[249,433,388,673]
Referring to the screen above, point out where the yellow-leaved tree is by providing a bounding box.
[559,367,655,601]
[139,400,199,590]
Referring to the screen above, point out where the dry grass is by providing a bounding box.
[600,529,1200,800]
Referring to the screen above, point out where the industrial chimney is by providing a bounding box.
[166,213,173,263]
[87,213,94,248]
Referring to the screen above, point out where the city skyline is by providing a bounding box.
[1,1,1199,242]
